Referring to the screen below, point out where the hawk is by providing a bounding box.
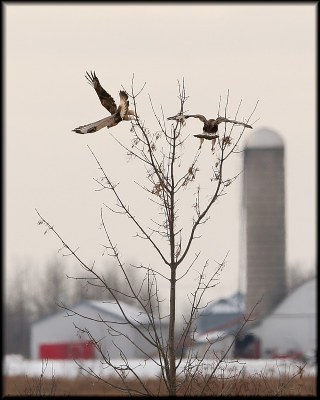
[72,71,136,134]
[168,114,252,151]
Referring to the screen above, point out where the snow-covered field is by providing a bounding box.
[3,355,316,379]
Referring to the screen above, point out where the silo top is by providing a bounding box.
[245,128,284,149]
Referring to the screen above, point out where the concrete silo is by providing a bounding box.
[243,128,286,320]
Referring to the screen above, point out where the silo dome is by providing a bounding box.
[245,128,284,149]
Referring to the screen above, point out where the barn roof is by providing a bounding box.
[202,292,245,315]
[86,300,151,324]
[196,292,245,335]
[31,299,155,326]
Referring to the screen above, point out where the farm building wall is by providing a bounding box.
[31,301,166,360]
[250,279,316,357]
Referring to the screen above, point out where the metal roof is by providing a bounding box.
[31,299,155,326]
[203,292,245,315]
[87,300,151,324]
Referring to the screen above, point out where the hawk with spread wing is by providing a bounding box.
[73,71,136,134]
[167,114,252,151]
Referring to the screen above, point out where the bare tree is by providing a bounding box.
[36,77,258,396]
[4,264,32,357]
[69,261,157,311]
[4,257,73,357]
[36,257,69,315]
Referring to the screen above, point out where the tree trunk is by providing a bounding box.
[168,264,177,395]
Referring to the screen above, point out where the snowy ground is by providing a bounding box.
[3,355,316,380]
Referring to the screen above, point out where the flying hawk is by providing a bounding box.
[168,114,252,151]
[72,71,136,134]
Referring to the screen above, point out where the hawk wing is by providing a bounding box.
[72,114,122,134]
[167,114,186,126]
[226,119,253,129]
[85,71,117,115]
[167,113,208,125]
[185,114,208,123]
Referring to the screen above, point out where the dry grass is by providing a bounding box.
[3,374,317,396]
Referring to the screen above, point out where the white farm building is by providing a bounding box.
[30,300,168,360]
[192,278,316,360]
[250,278,316,358]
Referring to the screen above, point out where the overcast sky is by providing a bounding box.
[5,4,316,314]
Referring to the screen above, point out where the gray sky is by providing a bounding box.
[5,4,316,314]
